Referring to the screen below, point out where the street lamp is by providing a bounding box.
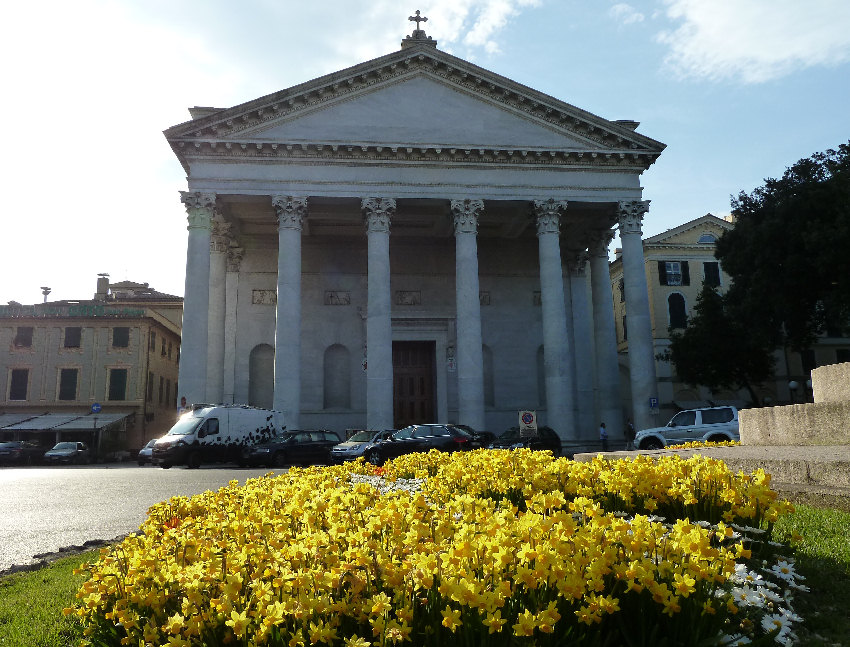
[788,380,799,404]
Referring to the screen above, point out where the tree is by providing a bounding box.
[661,283,774,405]
[715,142,850,351]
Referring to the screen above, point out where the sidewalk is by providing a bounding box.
[572,444,850,511]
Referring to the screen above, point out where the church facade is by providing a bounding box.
[164,26,665,445]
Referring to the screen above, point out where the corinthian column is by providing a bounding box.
[362,197,395,430]
[451,199,485,431]
[533,199,576,441]
[178,191,215,407]
[618,200,658,430]
[588,229,623,440]
[272,195,308,428]
[207,217,231,403]
[567,251,596,439]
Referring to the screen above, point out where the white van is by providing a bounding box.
[634,406,739,450]
[152,404,285,468]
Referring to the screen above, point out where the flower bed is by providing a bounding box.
[70,450,804,646]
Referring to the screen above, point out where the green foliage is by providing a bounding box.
[716,142,850,351]
[661,282,774,404]
[0,551,96,647]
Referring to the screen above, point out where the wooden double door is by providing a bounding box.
[392,341,436,429]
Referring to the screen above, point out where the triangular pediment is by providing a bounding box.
[165,43,664,172]
[236,75,595,150]
[645,214,733,246]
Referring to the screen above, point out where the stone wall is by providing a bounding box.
[812,362,850,403]
[740,361,850,446]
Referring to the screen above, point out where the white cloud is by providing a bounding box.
[657,0,850,83]
[609,3,645,25]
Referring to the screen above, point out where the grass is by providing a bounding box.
[0,551,94,647]
[1,507,848,647]
[773,505,850,646]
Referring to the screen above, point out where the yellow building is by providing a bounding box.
[0,276,182,456]
[609,214,850,421]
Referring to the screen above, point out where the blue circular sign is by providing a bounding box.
[521,412,534,425]
[91,403,102,413]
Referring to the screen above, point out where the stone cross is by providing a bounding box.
[409,10,427,31]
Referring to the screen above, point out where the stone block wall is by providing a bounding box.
[740,361,850,446]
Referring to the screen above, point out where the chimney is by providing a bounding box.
[95,273,110,301]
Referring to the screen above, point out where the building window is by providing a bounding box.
[622,315,628,341]
[64,327,82,348]
[58,368,78,400]
[668,293,688,329]
[13,327,33,348]
[703,262,721,288]
[108,368,128,401]
[147,371,154,402]
[168,341,173,359]
[9,369,29,400]
[618,278,625,303]
[658,261,690,286]
[149,331,156,351]
[161,339,167,357]
[112,327,130,348]
[159,376,164,405]
[166,379,171,405]
[698,233,717,244]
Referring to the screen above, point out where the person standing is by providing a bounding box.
[625,419,636,450]
[599,422,608,451]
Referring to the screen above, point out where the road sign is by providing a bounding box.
[649,397,659,409]
[519,410,537,437]
[91,403,102,413]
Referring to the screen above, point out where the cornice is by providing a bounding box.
[165,45,664,173]
[171,140,658,171]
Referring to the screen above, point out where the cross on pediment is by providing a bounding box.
[409,10,427,31]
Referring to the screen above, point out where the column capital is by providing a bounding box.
[211,219,233,253]
[362,197,396,233]
[450,199,484,235]
[566,250,590,274]
[587,229,616,258]
[617,200,650,236]
[533,199,567,236]
[226,246,244,273]
[180,191,216,229]
[272,195,308,231]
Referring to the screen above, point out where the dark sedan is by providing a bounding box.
[241,430,342,467]
[365,424,481,465]
[0,441,45,465]
[488,426,562,456]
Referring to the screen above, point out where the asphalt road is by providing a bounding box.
[0,463,279,573]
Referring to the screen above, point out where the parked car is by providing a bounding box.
[366,424,481,465]
[137,439,159,466]
[241,430,342,467]
[43,441,91,465]
[0,441,45,465]
[449,424,496,446]
[488,426,562,455]
[330,429,396,463]
[635,406,740,450]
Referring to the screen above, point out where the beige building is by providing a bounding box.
[0,276,182,454]
[610,214,850,421]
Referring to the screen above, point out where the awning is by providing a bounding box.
[1,412,133,431]
[0,413,38,429]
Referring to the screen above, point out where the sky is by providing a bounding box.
[2,0,848,305]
